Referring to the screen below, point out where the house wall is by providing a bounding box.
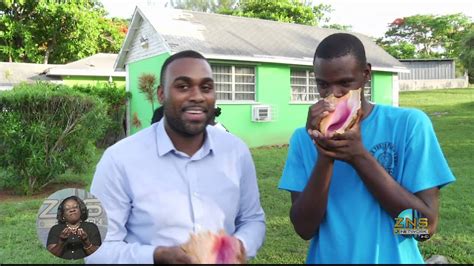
[128,58,394,147]
[62,76,126,88]
[128,52,170,132]
[124,16,170,66]
[371,71,393,105]
[216,63,308,147]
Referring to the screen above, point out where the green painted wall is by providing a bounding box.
[128,53,170,133]
[371,71,393,105]
[217,63,308,147]
[62,76,126,87]
[127,56,394,147]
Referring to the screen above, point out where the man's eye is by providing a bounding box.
[317,82,328,89]
[176,84,189,90]
[201,84,213,92]
[341,81,352,87]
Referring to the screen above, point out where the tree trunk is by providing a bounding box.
[43,49,50,64]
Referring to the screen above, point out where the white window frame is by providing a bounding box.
[364,78,372,101]
[290,69,373,103]
[212,65,256,102]
[290,69,319,103]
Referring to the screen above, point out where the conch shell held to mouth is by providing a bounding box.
[180,230,245,264]
[318,88,363,137]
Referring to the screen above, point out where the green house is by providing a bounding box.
[114,7,408,147]
[47,53,126,87]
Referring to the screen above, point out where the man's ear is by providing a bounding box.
[363,63,372,83]
[157,85,165,104]
[364,63,372,81]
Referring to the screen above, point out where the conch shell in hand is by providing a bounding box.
[318,88,363,137]
[181,230,246,264]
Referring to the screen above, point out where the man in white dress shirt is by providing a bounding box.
[87,50,266,264]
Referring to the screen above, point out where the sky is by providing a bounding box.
[100,0,473,38]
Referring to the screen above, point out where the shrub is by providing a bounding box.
[0,83,108,195]
[71,82,129,148]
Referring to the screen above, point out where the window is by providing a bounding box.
[291,69,373,102]
[290,69,319,102]
[212,65,255,101]
[364,78,372,101]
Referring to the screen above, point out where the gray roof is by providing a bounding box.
[0,62,62,88]
[117,7,406,72]
[47,53,125,77]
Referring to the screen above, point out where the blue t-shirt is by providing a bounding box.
[279,104,455,264]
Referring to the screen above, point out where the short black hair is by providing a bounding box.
[159,50,208,87]
[56,196,89,224]
[151,106,164,124]
[313,33,367,68]
[214,107,222,117]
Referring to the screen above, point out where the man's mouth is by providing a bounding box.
[183,107,207,121]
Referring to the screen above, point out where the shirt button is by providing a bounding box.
[193,192,199,197]
[72,251,74,253]
[196,224,201,231]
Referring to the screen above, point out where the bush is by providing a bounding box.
[0,83,109,195]
[71,82,129,148]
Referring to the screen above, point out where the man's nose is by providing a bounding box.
[331,86,347,98]
[189,86,205,102]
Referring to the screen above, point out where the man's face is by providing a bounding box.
[313,54,370,99]
[158,58,215,137]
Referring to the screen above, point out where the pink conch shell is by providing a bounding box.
[181,230,245,264]
[318,88,362,137]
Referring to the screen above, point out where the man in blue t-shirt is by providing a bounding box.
[278,33,455,264]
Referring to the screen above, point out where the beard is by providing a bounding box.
[163,105,214,137]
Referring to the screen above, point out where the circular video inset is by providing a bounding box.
[36,188,108,260]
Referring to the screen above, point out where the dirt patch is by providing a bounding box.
[0,182,86,202]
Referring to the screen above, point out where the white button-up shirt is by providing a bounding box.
[86,120,266,263]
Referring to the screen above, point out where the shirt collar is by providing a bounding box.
[155,119,214,159]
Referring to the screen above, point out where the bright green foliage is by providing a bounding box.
[232,0,332,26]
[0,83,109,195]
[377,13,473,60]
[171,0,332,26]
[0,0,127,64]
[171,0,239,13]
[71,82,129,148]
[459,28,474,82]
[377,40,417,59]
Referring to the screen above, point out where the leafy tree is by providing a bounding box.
[170,0,238,13]
[459,27,474,82]
[323,24,352,31]
[378,13,472,59]
[232,0,332,26]
[171,0,333,26]
[0,0,126,64]
[376,40,416,59]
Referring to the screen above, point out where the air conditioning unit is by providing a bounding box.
[252,105,272,122]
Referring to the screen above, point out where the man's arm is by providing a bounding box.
[233,146,266,258]
[351,152,439,237]
[313,124,440,237]
[289,155,334,240]
[86,149,158,264]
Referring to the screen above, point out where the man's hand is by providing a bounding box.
[153,246,197,264]
[235,238,247,264]
[306,100,335,130]
[309,123,367,164]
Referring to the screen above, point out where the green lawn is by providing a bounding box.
[0,88,472,263]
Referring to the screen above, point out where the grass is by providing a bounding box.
[0,88,472,263]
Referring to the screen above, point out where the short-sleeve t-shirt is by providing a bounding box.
[279,104,455,264]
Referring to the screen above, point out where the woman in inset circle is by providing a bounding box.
[47,195,101,259]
